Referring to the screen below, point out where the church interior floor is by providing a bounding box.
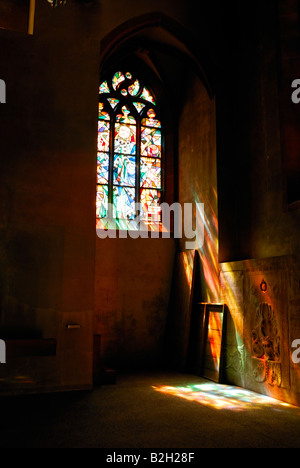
[1,371,300,448]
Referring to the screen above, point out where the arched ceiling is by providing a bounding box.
[100,13,214,101]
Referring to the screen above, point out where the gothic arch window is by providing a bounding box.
[96,71,163,231]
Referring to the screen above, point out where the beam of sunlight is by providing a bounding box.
[206,312,223,374]
[193,190,220,304]
[182,250,195,289]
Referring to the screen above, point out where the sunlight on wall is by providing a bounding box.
[206,311,223,377]
[194,187,220,304]
[153,381,297,412]
[220,268,244,350]
[182,251,195,289]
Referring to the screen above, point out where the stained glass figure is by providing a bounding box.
[96,185,108,218]
[115,124,136,155]
[98,121,110,152]
[141,127,161,157]
[140,189,162,222]
[140,157,161,189]
[113,186,136,219]
[97,152,109,184]
[97,71,163,227]
[113,154,136,187]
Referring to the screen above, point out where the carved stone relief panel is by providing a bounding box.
[251,303,282,387]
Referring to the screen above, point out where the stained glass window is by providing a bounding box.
[96,71,163,230]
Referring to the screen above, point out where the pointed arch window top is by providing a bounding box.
[100,71,157,106]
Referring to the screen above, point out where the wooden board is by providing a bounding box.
[201,304,227,383]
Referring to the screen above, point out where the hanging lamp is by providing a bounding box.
[47,0,67,7]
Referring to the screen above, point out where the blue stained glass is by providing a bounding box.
[97,152,109,184]
[113,186,136,219]
[113,154,136,187]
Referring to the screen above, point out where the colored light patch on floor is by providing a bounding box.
[153,382,296,412]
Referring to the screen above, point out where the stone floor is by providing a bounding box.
[1,371,300,448]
